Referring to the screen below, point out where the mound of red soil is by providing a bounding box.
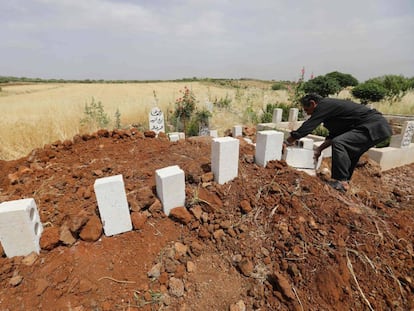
[0,129,413,310]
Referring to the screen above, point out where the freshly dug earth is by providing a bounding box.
[0,129,413,311]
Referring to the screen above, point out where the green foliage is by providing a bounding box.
[375,136,391,148]
[408,77,414,89]
[325,71,359,88]
[287,68,306,106]
[186,119,200,136]
[271,82,286,91]
[312,124,329,137]
[174,86,196,134]
[260,103,291,123]
[366,75,411,102]
[243,105,259,125]
[213,94,232,109]
[302,75,341,97]
[194,108,212,128]
[351,82,387,104]
[80,98,111,129]
[114,108,121,129]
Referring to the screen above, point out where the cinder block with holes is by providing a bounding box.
[255,130,284,167]
[211,137,239,184]
[298,137,314,150]
[0,198,43,258]
[94,174,132,236]
[168,133,180,142]
[155,165,185,216]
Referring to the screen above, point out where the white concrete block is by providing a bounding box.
[298,137,314,150]
[288,108,299,122]
[232,125,243,137]
[0,198,43,258]
[211,137,239,184]
[155,165,185,216]
[283,147,322,169]
[209,130,218,138]
[272,108,283,123]
[94,174,132,236]
[168,133,180,142]
[255,130,284,166]
[368,143,414,171]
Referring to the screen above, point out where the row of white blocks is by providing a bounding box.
[272,108,299,124]
[0,133,318,258]
[0,137,241,258]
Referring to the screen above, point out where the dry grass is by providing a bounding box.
[1,82,412,161]
[0,81,287,160]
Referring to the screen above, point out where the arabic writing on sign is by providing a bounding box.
[199,126,209,136]
[149,107,165,134]
[401,121,414,148]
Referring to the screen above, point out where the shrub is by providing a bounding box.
[261,103,290,123]
[312,124,329,137]
[325,71,359,88]
[213,94,232,109]
[351,82,386,105]
[382,75,410,102]
[174,86,196,134]
[80,98,111,130]
[194,108,212,129]
[271,82,286,91]
[375,136,391,148]
[302,76,341,97]
[243,105,259,125]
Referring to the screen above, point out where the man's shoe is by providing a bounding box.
[328,180,349,193]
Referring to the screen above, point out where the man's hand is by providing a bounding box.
[283,137,295,154]
[314,148,322,162]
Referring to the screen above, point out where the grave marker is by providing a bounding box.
[155,165,185,216]
[209,130,218,138]
[0,198,43,258]
[94,174,132,236]
[232,125,243,137]
[272,108,283,123]
[211,137,239,184]
[288,108,299,122]
[149,107,165,134]
[390,121,414,149]
[255,130,284,166]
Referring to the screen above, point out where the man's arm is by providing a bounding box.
[314,139,332,161]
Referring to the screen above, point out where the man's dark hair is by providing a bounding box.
[300,93,323,107]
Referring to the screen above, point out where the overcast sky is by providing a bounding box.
[1,0,413,82]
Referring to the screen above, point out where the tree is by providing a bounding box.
[302,75,341,97]
[382,75,410,102]
[325,71,359,88]
[351,82,386,105]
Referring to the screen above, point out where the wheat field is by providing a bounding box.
[1,81,412,161]
[0,81,289,160]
